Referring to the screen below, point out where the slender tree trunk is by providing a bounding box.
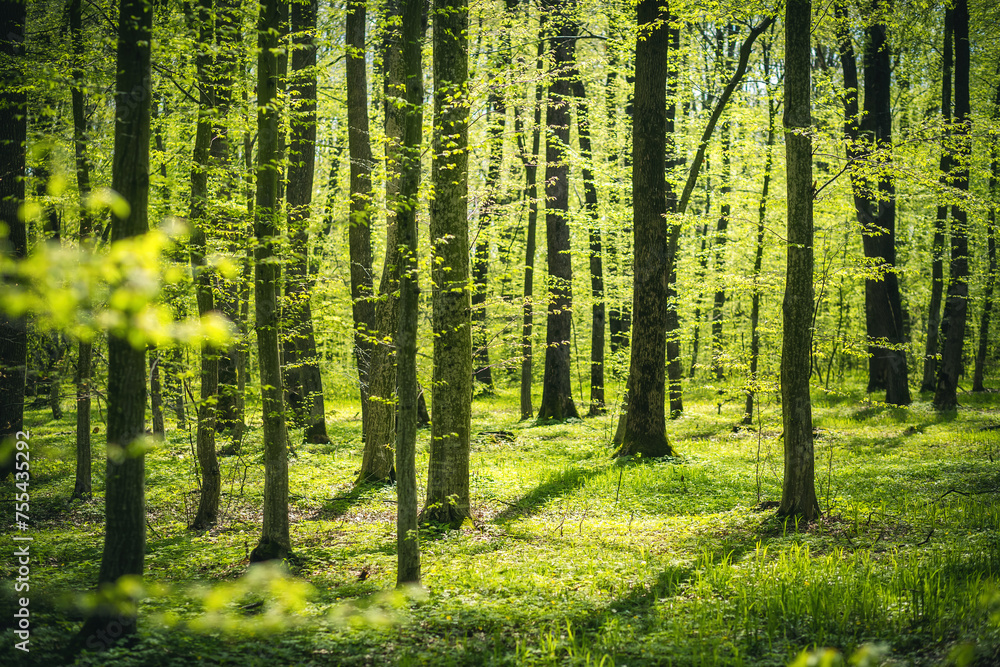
[250,0,291,561]
[743,39,776,426]
[70,0,92,497]
[934,0,971,409]
[283,0,329,444]
[357,0,405,483]
[148,350,164,436]
[614,0,673,458]
[517,13,545,420]
[75,0,152,646]
[710,31,735,382]
[346,0,375,442]
[395,0,424,585]
[0,1,27,483]
[422,0,473,527]
[922,9,952,392]
[973,74,1000,392]
[570,75,606,416]
[536,0,579,422]
[779,0,819,522]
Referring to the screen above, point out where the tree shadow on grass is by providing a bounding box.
[308,481,392,521]
[492,467,602,523]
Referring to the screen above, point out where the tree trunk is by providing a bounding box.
[743,38,776,426]
[148,350,164,436]
[69,0,93,497]
[570,75,606,416]
[394,0,424,585]
[836,0,910,405]
[346,0,374,443]
[0,1,27,483]
[710,30,736,382]
[517,12,545,421]
[283,0,328,444]
[75,0,152,646]
[921,8,952,393]
[536,0,579,422]
[422,0,473,527]
[973,75,1000,392]
[779,0,819,522]
[250,0,291,562]
[357,0,405,484]
[614,0,673,458]
[933,0,971,410]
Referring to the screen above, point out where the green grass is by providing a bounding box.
[3,380,1000,666]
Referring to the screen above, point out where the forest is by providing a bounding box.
[1,0,1000,663]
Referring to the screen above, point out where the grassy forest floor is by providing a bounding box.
[2,380,1000,666]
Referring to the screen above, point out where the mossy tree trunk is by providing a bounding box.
[422,0,473,527]
[250,0,291,562]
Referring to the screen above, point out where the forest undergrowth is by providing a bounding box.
[2,379,1000,666]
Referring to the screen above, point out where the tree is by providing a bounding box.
[69,0,93,499]
[836,0,910,405]
[0,0,27,484]
[283,0,328,444]
[920,6,952,393]
[75,0,152,645]
[779,0,820,521]
[536,0,579,422]
[422,0,473,527]
[614,0,673,458]
[186,0,223,529]
[394,0,424,585]
[973,70,1000,392]
[250,0,291,561]
[345,0,374,444]
[933,0,971,410]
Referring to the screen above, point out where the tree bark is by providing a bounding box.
[283,0,328,444]
[75,0,152,646]
[710,29,736,382]
[836,0,910,405]
[614,0,673,458]
[517,12,545,421]
[779,0,819,521]
[394,0,424,585]
[536,0,579,422]
[570,75,606,416]
[69,0,92,497]
[422,0,473,527]
[973,73,1000,392]
[933,0,971,410]
[921,7,952,393]
[346,0,375,443]
[250,0,291,562]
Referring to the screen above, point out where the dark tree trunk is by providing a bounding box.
[836,0,910,405]
[283,0,328,444]
[422,0,473,527]
[250,0,291,562]
[570,75,606,416]
[933,0,971,410]
[75,0,152,646]
[69,0,93,497]
[0,0,27,483]
[346,0,374,443]
[973,75,1000,392]
[394,0,424,585]
[922,8,952,393]
[471,83,504,392]
[779,0,819,522]
[614,0,673,458]
[743,38,776,426]
[536,0,579,422]
[148,350,164,436]
[517,13,545,421]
